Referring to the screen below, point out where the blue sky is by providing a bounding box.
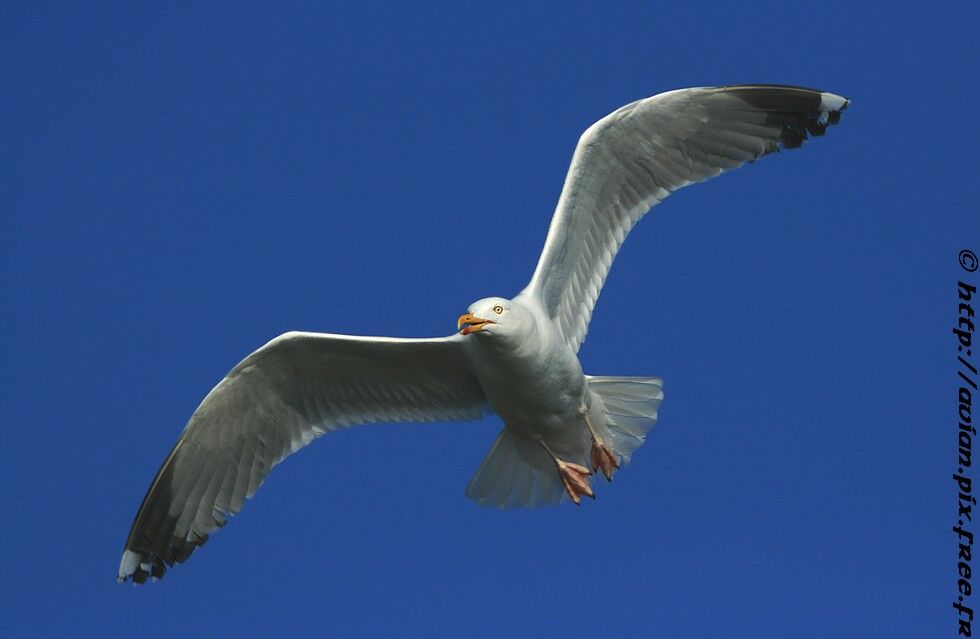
[2,2,977,637]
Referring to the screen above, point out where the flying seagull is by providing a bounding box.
[119,84,849,583]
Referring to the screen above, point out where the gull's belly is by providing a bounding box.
[475,343,587,437]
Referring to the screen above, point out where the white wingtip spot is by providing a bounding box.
[819,92,848,112]
[117,549,140,581]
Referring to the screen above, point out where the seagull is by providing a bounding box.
[118,84,849,583]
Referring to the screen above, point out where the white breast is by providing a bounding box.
[466,306,587,436]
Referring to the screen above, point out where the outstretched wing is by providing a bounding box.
[524,85,849,352]
[118,331,484,583]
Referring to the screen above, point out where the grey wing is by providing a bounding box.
[118,331,484,583]
[524,85,850,352]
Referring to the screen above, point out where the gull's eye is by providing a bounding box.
[492,305,504,315]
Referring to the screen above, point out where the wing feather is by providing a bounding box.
[524,85,849,352]
[119,331,484,583]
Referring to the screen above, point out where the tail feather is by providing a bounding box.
[588,375,664,462]
[465,428,567,509]
[465,375,664,509]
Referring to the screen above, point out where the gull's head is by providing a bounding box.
[457,297,524,338]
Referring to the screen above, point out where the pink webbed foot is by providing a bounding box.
[590,440,621,482]
[582,409,621,481]
[556,459,594,505]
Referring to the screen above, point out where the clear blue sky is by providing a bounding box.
[2,2,977,637]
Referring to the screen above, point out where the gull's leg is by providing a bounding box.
[582,409,620,482]
[538,439,594,505]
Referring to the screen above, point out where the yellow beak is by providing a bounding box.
[457,313,495,335]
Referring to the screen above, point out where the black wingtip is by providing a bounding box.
[118,439,197,585]
[717,84,849,151]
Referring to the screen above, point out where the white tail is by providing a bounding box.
[465,375,664,509]
[465,427,568,509]
[588,376,664,462]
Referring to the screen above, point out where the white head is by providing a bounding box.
[457,296,532,342]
